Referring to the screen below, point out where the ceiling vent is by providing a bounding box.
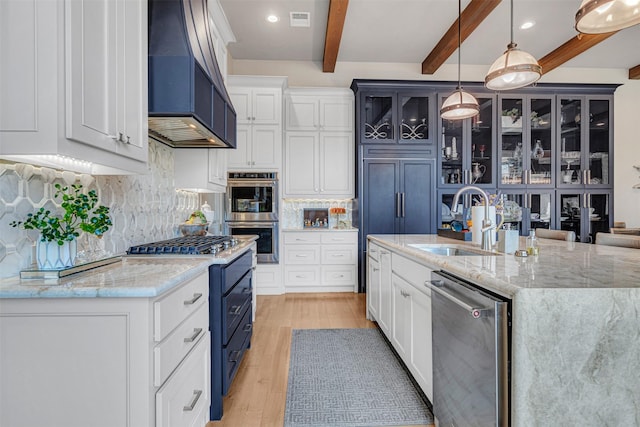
[290,11,310,27]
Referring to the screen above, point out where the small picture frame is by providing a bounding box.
[303,208,329,228]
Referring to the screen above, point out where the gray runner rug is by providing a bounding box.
[284,328,433,427]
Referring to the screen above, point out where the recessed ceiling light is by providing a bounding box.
[266,15,279,23]
[520,20,536,30]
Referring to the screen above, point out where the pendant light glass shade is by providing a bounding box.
[484,0,541,91]
[485,42,542,90]
[440,89,480,120]
[576,0,640,33]
[440,0,479,121]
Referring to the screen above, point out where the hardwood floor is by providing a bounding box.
[206,292,433,427]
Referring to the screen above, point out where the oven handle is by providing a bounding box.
[227,180,278,187]
[226,221,278,228]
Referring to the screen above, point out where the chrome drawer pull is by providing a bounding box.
[183,390,203,412]
[183,328,203,343]
[230,305,243,315]
[183,293,203,305]
[332,254,344,257]
[243,323,252,332]
[229,350,241,362]
[295,254,308,257]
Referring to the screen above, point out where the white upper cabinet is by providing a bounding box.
[231,88,282,125]
[0,0,148,175]
[227,76,287,170]
[174,149,227,193]
[285,91,354,132]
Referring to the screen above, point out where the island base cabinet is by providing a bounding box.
[156,334,211,427]
[0,271,210,427]
[0,298,151,427]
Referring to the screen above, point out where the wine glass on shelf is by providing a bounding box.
[472,143,476,158]
[479,144,486,158]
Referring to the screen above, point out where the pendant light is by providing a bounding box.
[485,0,541,91]
[440,0,479,121]
[576,0,640,33]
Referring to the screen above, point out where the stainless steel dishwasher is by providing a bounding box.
[428,271,510,427]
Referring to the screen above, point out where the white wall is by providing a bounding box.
[231,58,640,227]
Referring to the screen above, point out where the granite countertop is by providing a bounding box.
[0,237,257,299]
[368,234,640,298]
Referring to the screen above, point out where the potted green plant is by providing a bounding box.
[10,183,112,270]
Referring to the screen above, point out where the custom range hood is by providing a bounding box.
[148,0,236,148]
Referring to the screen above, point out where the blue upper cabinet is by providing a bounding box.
[353,82,436,146]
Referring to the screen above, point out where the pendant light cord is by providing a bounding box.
[457,0,462,92]
[510,0,514,45]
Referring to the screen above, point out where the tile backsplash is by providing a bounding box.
[0,140,201,278]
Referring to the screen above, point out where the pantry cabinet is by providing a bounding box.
[0,0,148,174]
[228,76,287,170]
[283,88,355,198]
[284,131,354,197]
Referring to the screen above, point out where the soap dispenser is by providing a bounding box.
[526,230,539,255]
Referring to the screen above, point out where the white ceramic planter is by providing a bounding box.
[36,239,77,270]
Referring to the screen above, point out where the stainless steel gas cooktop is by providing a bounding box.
[126,235,236,255]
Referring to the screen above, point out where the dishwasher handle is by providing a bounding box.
[427,280,490,319]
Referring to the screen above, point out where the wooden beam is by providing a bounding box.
[629,64,640,79]
[422,0,501,75]
[538,32,616,75]
[323,0,349,73]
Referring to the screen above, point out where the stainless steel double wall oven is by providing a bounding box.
[225,172,279,263]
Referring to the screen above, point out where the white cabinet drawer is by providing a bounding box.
[368,242,382,262]
[154,302,209,387]
[392,253,432,296]
[322,265,356,285]
[321,232,357,245]
[284,245,320,264]
[284,266,320,285]
[321,245,356,265]
[156,333,211,427]
[283,232,322,244]
[154,273,208,342]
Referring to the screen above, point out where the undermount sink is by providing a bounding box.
[408,244,498,257]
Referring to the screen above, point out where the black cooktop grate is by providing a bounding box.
[126,235,231,255]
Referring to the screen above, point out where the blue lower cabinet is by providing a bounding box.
[209,250,253,420]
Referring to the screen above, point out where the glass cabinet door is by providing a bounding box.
[527,192,553,233]
[363,94,395,143]
[588,192,611,242]
[470,96,494,185]
[587,98,611,185]
[500,97,524,185]
[528,98,553,185]
[440,94,494,187]
[558,192,582,241]
[557,191,610,243]
[559,98,584,185]
[399,94,430,144]
[440,116,464,185]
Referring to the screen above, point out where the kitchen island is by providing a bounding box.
[0,237,256,427]
[368,234,640,426]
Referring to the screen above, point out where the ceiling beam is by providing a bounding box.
[629,64,640,79]
[323,0,349,73]
[422,0,501,75]
[538,32,617,75]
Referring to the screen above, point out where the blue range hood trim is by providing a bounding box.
[148,0,236,148]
